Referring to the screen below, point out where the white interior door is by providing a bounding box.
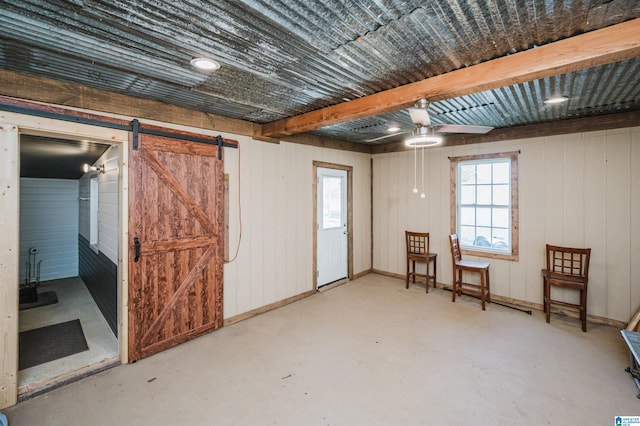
[317,167,348,287]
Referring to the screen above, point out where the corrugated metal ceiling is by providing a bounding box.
[0,0,638,145]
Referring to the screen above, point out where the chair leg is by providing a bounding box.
[485,267,490,304]
[543,278,550,324]
[406,258,410,289]
[581,290,587,332]
[425,259,429,294]
[542,277,546,318]
[412,261,416,284]
[433,256,437,290]
[480,272,486,311]
[452,268,457,303]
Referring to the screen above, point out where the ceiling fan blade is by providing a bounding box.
[408,108,431,126]
[433,124,494,134]
[364,131,407,143]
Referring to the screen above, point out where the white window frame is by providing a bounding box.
[450,151,519,261]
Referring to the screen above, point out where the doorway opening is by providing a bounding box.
[313,161,353,290]
[18,133,120,396]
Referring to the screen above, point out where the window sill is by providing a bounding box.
[460,248,519,262]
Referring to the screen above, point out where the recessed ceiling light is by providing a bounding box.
[544,96,569,105]
[387,126,400,132]
[190,57,221,72]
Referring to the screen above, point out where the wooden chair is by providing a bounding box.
[449,234,491,310]
[405,231,437,293]
[542,244,591,332]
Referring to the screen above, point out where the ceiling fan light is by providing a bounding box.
[404,127,442,147]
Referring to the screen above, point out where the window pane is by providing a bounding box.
[492,228,510,248]
[492,208,509,228]
[493,162,510,184]
[460,186,475,204]
[322,176,342,229]
[477,185,491,205]
[477,207,491,226]
[460,164,475,184]
[474,227,491,247]
[460,207,475,225]
[476,163,491,184]
[493,184,509,205]
[460,226,475,246]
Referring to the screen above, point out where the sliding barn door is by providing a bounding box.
[128,132,223,361]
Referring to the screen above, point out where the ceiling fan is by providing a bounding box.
[365,98,494,145]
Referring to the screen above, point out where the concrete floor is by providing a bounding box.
[18,277,119,393]
[4,273,639,425]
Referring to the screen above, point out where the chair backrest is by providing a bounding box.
[406,231,429,256]
[545,244,591,279]
[449,233,462,263]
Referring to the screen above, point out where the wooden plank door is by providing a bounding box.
[128,131,223,361]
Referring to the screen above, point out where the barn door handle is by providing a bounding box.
[134,237,141,262]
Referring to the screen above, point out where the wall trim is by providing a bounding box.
[370,270,627,328]
[224,290,316,327]
[352,269,372,280]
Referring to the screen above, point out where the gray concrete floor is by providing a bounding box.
[18,277,119,392]
[4,273,639,425]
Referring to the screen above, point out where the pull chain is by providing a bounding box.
[412,144,418,194]
[420,146,426,198]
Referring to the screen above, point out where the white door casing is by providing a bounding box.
[317,167,348,287]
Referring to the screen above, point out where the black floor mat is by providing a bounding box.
[19,290,58,311]
[19,319,89,370]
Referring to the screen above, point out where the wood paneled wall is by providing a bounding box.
[79,145,119,264]
[222,137,372,319]
[19,178,79,282]
[373,126,640,322]
[79,235,117,336]
[78,145,119,337]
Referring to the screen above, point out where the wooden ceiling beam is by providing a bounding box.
[261,18,640,138]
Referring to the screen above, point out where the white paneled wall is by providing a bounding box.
[19,178,79,282]
[373,126,640,322]
[223,138,372,319]
[79,145,119,264]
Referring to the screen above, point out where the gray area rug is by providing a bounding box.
[19,319,89,370]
